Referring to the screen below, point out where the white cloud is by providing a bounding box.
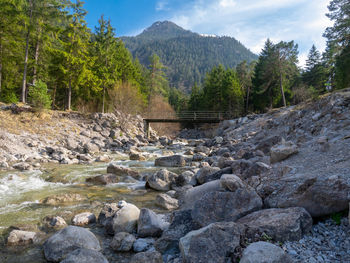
[156,1,169,11]
[170,0,332,65]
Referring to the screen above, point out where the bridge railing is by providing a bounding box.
[144,111,237,120]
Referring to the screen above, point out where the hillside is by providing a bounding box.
[122,21,258,93]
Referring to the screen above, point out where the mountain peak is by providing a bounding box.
[137,20,195,40]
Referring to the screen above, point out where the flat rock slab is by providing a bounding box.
[237,207,312,242]
[180,222,242,263]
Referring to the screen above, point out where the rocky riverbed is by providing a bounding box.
[0,89,350,263]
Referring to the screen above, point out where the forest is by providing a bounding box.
[0,0,349,117]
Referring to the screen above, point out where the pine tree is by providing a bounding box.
[148,53,168,98]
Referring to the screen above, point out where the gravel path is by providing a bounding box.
[283,218,350,263]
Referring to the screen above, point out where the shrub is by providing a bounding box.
[28,80,52,111]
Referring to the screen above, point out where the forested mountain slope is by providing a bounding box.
[122,21,257,92]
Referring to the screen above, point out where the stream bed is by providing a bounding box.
[0,143,191,262]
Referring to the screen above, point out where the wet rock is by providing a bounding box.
[61,248,108,263]
[110,232,136,252]
[7,230,37,246]
[72,212,96,226]
[12,162,32,171]
[137,208,168,237]
[262,173,350,217]
[86,174,119,185]
[42,216,67,230]
[41,193,85,205]
[155,210,200,255]
[107,163,141,180]
[270,140,298,163]
[237,207,312,242]
[112,201,140,234]
[195,166,220,185]
[155,155,186,167]
[130,152,146,161]
[240,241,293,263]
[156,193,179,210]
[130,251,163,263]
[133,238,155,252]
[191,183,263,227]
[43,226,101,262]
[179,222,242,263]
[146,169,178,191]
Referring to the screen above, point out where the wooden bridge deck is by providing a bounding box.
[143,111,234,137]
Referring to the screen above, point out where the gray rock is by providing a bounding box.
[195,166,220,184]
[240,241,293,263]
[146,169,178,191]
[107,163,141,180]
[112,201,140,234]
[83,142,99,154]
[194,145,210,155]
[137,208,167,237]
[262,173,350,217]
[178,171,196,186]
[43,226,101,262]
[7,230,37,246]
[98,203,119,229]
[218,156,235,168]
[133,238,155,252]
[155,155,186,167]
[61,248,108,263]
[155,210,200,255]
[192,152,207,162]
[179,222,242,263]
[191,185,262,227]
[12,162,32,171]
[237,207,312,242]
[270,141,298,163]
[129,152,146,161]
[72,212,96,226]
[130,251,163,263]
[255,135,282,154]
[43,216,67,230]
[156,193,179,210]
[220,174,246,192]
[0,161,9,169]
[110,232,136,252]
[86,174,119,185]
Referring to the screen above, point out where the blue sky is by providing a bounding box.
[84,0,333,66]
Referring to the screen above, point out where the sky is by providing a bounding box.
[84,0,333,66]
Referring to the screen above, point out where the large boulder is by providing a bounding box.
[112,201,140,234]
[180,180,223,209]
[107,163,141,180]
[191,175,262,227]
[60,248,108,263]
[270,141,298,163]
[155,155,186,167]
[155,210,200,255]
[7,230,37,246]
[146,169,178,191]
[179,222,242,263]
[110,232,136,252]
[195,166,220,185]
[130,251,163,263]
[262,173,350,217]
[137,208,168,237]
[237,207,312,242]
[240,241,293,263]
[43,226,101,262]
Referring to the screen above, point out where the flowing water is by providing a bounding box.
[0,144,191,262]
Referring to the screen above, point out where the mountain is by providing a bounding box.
[121,21,258,93]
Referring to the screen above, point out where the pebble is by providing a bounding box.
[283,218,350,263]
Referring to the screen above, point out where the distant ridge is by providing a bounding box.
[122,21,258,93]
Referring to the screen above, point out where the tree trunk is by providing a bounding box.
[279,60,286,107]
[102,85,105,113]
[52,83,57,109]
[66,78,72,111]
[21,0,33,103]
[0,41,2,96]
[245,86,250,113]
[33,39,40,85]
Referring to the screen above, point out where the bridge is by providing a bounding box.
[143,111,236,138]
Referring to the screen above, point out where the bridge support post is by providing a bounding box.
[144,120,150,139]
